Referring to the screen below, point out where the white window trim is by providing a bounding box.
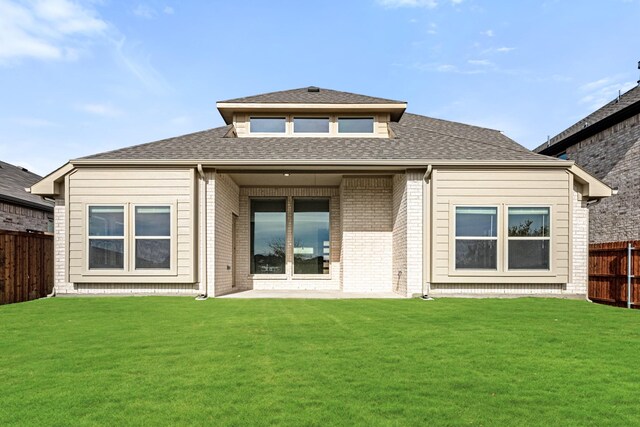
[452,205,499,272]
[133,204,174,271]
[505,205,552,272]
[245,114,382,138]
[82,202,178,277]
[448,202,556,277]
[86,204,127,272]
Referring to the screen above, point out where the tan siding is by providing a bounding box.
[431,168,571,284]
[68,167,196,284]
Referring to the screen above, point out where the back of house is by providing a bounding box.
[33,87,610,298]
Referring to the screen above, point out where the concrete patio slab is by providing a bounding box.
[218,290,405,299]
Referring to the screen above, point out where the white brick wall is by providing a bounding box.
[53,196,73,294]
[206,172,240,296]
[567,183,589,295]
[392,174,407,296]
[341,177,393,292]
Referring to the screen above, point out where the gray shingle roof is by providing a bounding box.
[79,112,555,163]
[534,84,640,152]
[219,87,405,105]
[0,161,54,211]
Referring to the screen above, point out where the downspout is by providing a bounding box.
[421,165,434,300]
[195,164,208,300]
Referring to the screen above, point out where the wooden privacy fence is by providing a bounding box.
[589,240,640,308]
[0,230,53,305]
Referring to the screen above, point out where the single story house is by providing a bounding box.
[1,160,54,233]
[32,87,611,298]
[534,84,640,243]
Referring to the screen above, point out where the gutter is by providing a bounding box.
[69,158,575,168]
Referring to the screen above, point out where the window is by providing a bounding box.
[455,207,497,269]
[251,199,286,274]
[557,152,568,160]
[135,206,171,269]
[293,198,330,274]
[293,117,330,133]
[338,117,374,133]
[88,206,125,269]
[508,207,550,270]
[249,117,286,133]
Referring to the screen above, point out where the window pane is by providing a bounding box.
[338,117,374,133]
[508,240,550,270]
[456,207,497,237]
[455,240,497,269]
[251,199,286,274]
[294,117,329,133]
[136,239,170,269]
[136,206,170,236]
[508,207,550,237]
[89,239,124,269]
[89,206,124,236]
[294,199,330,274]
[250,117,286,133]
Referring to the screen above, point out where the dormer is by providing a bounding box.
[216,87,407,138]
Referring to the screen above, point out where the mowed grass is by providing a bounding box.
[1,298,640,426]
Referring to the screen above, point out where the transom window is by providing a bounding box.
[249,117,286,133]
[293,117,330,133]
[508,207,550,270]
[88,206,125,270]
[338,117,374,133]
[455,207,498,270]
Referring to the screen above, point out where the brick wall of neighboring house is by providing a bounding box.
[341,176,393,292]
[0,201,52,233]
[565,111,640,243]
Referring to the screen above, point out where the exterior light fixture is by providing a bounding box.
[283,173,290,177]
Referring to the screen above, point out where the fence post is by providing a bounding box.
[628,243,633,309]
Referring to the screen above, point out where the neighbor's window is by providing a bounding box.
[337,117,374,133]
[249,117,286,133]
[293,117,330,133]
[557,152,568,160]
[135,206,171,269]
[508,207,550,270]
[88,206,125,269]
[293,198,330,274]
[455,207,497,270]
[251,199,287,274]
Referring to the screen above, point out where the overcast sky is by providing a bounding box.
[1,0,639,176]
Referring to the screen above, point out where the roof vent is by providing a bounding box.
[307,86,320,93]
[21,167,29,172]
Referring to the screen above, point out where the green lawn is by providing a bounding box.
[1,298,639,426]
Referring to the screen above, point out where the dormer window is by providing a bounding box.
[338,117,374,134]
[249,117,286,133]
[293,117,330,133]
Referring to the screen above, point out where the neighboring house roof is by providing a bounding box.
[535,84,640,155]
[77,111,555,163]
[0,161,54,211]
[219,87,405,105]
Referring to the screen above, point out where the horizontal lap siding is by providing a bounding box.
[67,168,195,284]
[432,169,571,284]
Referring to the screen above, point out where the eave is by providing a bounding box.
[216,102,408,124]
